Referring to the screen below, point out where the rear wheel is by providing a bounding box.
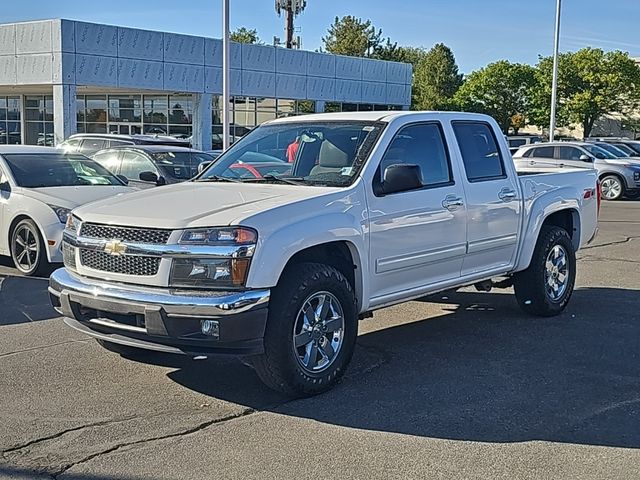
[514,226,576,317]
[599,175,624,201]
[248,262,358,396]
[10,219,48,276]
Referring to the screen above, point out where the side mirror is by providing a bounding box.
[198,161,212,174]
[139,171,158,183]
[380,164,423,195]
[0,181,11,193]
[579,154,592,162]
[116,174,129,185]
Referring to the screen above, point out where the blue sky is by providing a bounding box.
[6,0,640,72]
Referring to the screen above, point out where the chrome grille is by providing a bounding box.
[80,223,172,244]
[80,250,160,276]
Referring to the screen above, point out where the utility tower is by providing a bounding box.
[275,0,306,49]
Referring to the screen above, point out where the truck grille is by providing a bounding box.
[80,250,160,276]
[80,223,172,244]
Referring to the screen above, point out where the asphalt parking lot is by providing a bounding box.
[1,200,639,480]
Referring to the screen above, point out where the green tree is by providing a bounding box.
[321,16,383,57]
[412,43,463,110]
[529,48,640,137]
[230,27,260,44]
[454,60,536,133]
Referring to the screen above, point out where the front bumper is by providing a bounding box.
[49,268,270,355]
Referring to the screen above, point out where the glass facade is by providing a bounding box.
[25,95,54,146]
[77,94,193,137]
[5,91,404,146]
[0,96,21,145]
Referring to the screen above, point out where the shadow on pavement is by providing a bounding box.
[0,275,58,326]
[120,286,640,449]
[0,465,151,480]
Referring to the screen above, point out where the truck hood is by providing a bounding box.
[72,181,339,229]
[21,186,134,210]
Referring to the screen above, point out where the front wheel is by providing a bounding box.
[10,219,48,276]
[514,226,576,317]
[248,262,358,396]
[599,175,624,201]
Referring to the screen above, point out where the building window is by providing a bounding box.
[0,96,21,144]
[25,95,54,145]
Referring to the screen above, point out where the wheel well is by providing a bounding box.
[8,215,31,249]
[542,209,580,250]
[280,241,360,308]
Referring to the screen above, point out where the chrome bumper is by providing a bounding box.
[49,268,270,355]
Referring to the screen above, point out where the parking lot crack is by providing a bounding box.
[49,407,256,479]
[0,339,92,359]
[1,415,140,456]
[581,235,640,250]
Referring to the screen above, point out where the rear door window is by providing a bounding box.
[452,122,505,182]
[79,139,107,155]
[531,146,554,158]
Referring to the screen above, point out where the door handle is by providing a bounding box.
[559,163,565,168]
[498,188,517,201]
[442,195,464,211]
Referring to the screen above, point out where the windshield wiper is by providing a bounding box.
[258,174,306,185]
[197,175,244,183]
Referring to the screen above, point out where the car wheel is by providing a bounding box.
[514,226,576,317]
[248,262,358,396]
[599,175,624,201]
[10,219,48,276]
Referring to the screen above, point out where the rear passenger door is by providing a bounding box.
[452,121,522,275]
[526,145,557,170]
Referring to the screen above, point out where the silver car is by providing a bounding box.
[513,141,640,200]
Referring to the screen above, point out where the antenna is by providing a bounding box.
[275,0,306,49]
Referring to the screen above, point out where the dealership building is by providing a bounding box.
[0,19,412,150]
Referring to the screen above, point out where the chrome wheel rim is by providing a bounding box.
[601,178,622,200]
[545,245,569,302]
[293,291,344,374]
[13,225,39,273]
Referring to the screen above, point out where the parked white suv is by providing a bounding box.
[50,112,598,395]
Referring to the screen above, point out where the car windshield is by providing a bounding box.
[596,143,630,157]
[151,151,215,180]
[2,153,125,188]
[583,144,617,159]
[196,121,385,187]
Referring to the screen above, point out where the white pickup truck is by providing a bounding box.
[49,112,599,396]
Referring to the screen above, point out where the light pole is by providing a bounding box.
[222,0,230,150]
[549,0,562,141]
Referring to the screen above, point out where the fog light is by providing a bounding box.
[201,320,220,338]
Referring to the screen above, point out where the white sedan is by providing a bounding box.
[0,146,133,276]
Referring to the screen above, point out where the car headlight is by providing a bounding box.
[65,214,81,233]
[48,205,72,224]
[170,227,257,288]
[179,227,257,245]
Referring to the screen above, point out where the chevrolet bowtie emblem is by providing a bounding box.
[104,240,127,256]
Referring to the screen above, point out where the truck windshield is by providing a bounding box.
[3,153,125,188]
[196,121,385,187]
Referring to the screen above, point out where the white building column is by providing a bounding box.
[192,93,213,151]
[53,84,76,146]
[315,100,325,113]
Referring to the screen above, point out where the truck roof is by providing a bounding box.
[267,110,495,124]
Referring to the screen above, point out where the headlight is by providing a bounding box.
[65,214,81,233]
[171,227,257,288]
[48,205,72,224]
[180,227,257,245]
[170,257,251,288]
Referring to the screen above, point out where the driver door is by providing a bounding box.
[367,122,468,305]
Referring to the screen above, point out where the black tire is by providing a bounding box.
[514,226,576,317]
[248,262,358,396]
[599,174,625,201]
[10,219,48,276]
